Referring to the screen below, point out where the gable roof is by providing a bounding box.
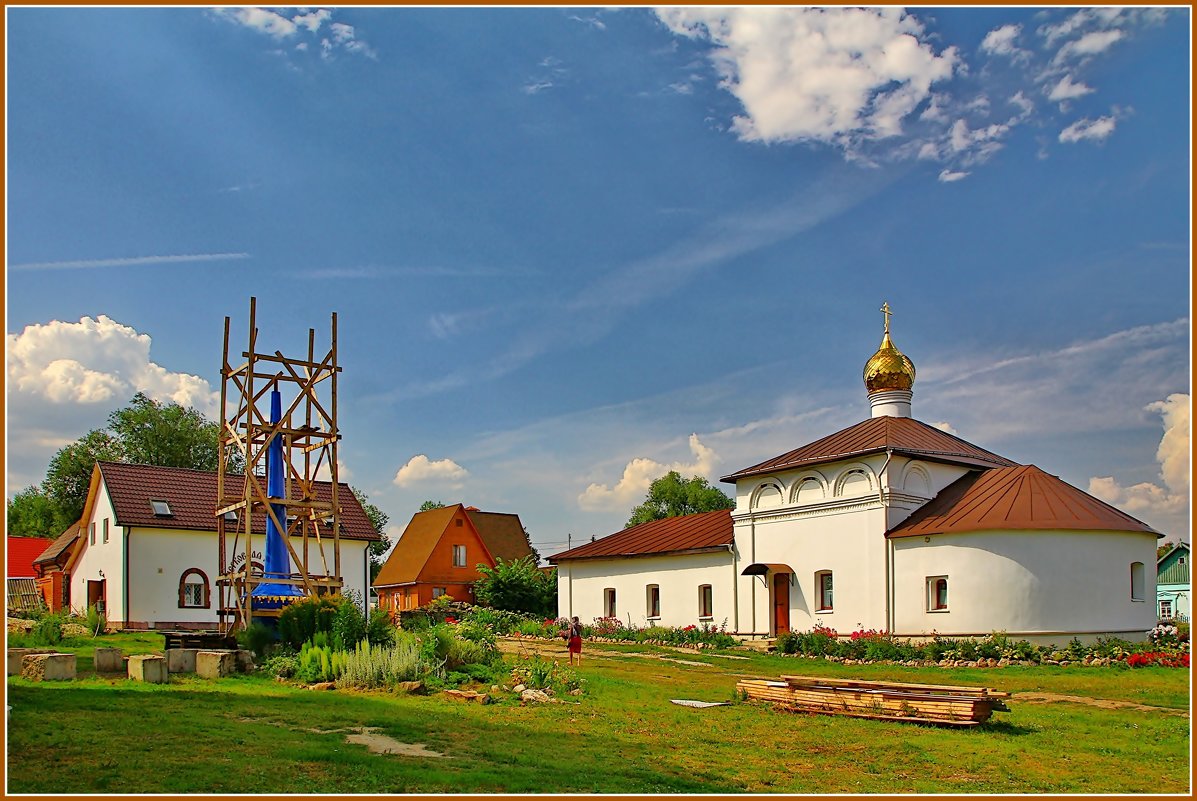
[374,504,492,588]
[721,416,1017,483]
[7,537,56,578]
[886,464,1160,539]
[549,510,733,563]
[33,523,83,566]
[94,462,380,541]
[1157,542,1190,585]
[464,509,533,563]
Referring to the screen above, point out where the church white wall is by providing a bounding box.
[557,551,735,629]
[891,530,1159,641]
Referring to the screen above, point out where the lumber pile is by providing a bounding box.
[736,674,1010,727]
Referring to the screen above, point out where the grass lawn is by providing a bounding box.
[6,634,1190,794]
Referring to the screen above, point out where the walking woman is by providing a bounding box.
[566,616,583,665]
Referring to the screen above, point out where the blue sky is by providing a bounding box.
[6,7,1191,557]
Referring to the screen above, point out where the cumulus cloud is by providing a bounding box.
[1089,394,1190,537]
[931,421,959,435]
[937,169,969,182]
[655,7,958,147]
[393,455,469,488]
[980,24,1027,60]
[1059,115,1117,143]
[577,433,716,511]
[213,7,375,60]
[1056,29,1124,62]
[1048,74,1095,103]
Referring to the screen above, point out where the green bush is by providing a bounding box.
[295,638,348,683]
[366,607,396,646]
[262,652,299,679]
[511,656,583,693]
[31,612,66,646]
[336,636,431,689]
[278,596,342,650]
[473,556,557,617]
[331,593,367,651]
[236,622,277,660]
[84,604,107,636]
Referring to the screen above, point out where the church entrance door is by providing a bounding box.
[773,573,790,635]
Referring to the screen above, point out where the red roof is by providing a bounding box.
[887,465,1160,538]
[95,462,380,541]
[7,536,56,577]
[722,416,1017,483]
[549,510,733,563]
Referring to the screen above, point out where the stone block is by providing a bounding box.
[7,648,52,676]
[21,653,77,681]
[93,647,125,673]
[196,650,237,679]
[166,648,199,674]
[127,654,168,684]
[234,649,255,673]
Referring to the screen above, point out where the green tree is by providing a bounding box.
[473,556,557,617]
[6,485,61,537]
[351,487,391,582]
[626,470,734,528]
[418,499,446,512]
[107,392,222,470]
[42,429,123,528]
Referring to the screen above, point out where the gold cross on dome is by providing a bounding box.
[880,301,892,335]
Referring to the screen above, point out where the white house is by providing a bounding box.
[553,310,1161,643]
[65,461,379,630]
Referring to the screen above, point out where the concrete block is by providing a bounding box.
[235,649,255,673]
[127,654,168,684]
[7,648,52,676]
[166,648,199,674]
[21,653,77,681]
[93,647,125,673]
[196,650,237,679]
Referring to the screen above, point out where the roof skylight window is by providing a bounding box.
[150,499,173,516]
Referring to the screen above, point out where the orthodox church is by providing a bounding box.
[552,305,1160,642]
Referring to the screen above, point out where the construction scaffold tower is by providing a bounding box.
[216,297,343,632]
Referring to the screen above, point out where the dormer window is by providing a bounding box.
[150,499,173,517]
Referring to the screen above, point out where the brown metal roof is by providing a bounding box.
[549,510,733,563]
[95,462,380,541]
[464,509,534,564]
[887,464,1160,538]
[721,416,1017,483]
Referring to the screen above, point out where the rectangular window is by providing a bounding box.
[150,499,172,516]
[90,522,96,545]
[432,587,447,599]
[604,588,617,618]
[102,518,110,544]
[815,571,833,611]
[1160,599,1174,619]
[646,584,660,619]
[452,544,467,568]
[927,576,949,611]
[698,584,713,619]
[183,582,205,607]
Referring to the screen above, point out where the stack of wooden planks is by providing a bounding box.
[736,674,1010,727]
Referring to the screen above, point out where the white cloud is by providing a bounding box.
[523,81,554,95]
[931,421,959,435]
[980,24,1026,59]
[1059,115,1117,143]
[577,433,716,511]
[10,252,249,271]
[1048,74,1095,103]
[937,169,969,183]
[655,7,957,148]
[393,455,469,488]
[214,7,375,60]
[1089,394,1190,537]
[314,458,353,483]
[218,8,297,39]
[292,9,331,34]
[1057,29,1124,61]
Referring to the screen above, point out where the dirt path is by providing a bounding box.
[237,717,450,757]
[1014,693,1188,717]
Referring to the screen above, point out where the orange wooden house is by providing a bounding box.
[373,504,534,612]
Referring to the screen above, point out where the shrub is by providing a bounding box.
[84,604,107,637]
[474,556,557,617]
[336,636,431,689]
[331,593,367,651]
[278,596,342,650]
[237,622,277,660]
[262,652,299,679]
[295,639,348,683]
[512,656,583,693]
[30,612,66,646]
[366,607,396,646]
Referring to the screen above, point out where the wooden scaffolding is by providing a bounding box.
[216,297,343,632]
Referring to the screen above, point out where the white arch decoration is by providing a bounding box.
[833,463,877,497]
[789,470,829,504]
[900,461,933,497]
[750,479,786,510]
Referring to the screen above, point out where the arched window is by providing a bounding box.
[1130,562,1146,601]
[178,568,210,609]
[927,576,949,611]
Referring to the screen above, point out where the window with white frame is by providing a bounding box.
[452,544,466,568]
[432,587,447,599]
[815,570,833,612]
[927,576,949,611]
[103,518,109,544]
[604,588,617,618]
[646,584,661,618]
[178,568,209,608]
[698,584,713,619]
[1130,561,1146,601]
[1160,599,1174,620]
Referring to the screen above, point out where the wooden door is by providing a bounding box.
[773,573,790,635]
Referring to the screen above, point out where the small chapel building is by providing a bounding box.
[552,306,1161,643]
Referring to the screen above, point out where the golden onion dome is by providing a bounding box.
[863,303,916,393]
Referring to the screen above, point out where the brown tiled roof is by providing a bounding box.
[465,509,533,563]
[549,510,733,563]
[887,465,1160,538]
[721,416,1017,483]
[33,523,83,566]
[373,504,469,588]
[95,462,380,541]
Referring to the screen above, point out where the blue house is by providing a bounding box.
[1156,542,1190,622]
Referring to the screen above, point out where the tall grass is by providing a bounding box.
[337,635,430,689]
